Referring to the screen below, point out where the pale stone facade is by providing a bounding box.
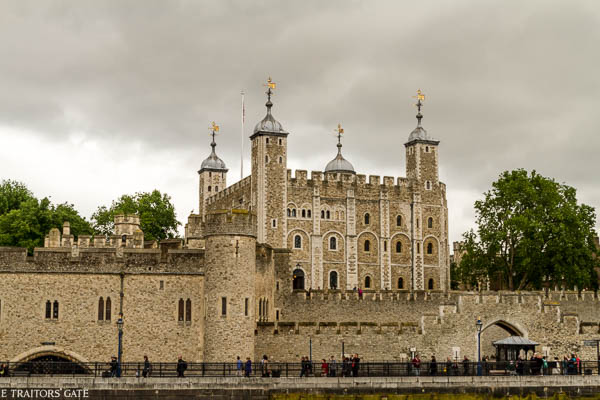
[0,89,598,368]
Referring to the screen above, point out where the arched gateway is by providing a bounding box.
[10,346,90,375]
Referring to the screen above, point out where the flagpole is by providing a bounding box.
[241,90,245,181]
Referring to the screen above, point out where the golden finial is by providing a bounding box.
[209,121,219,133]
[414,89,425,102]
[267,76,276,90]
[335,123,344,135]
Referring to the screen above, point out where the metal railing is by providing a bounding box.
[0,360,597,378]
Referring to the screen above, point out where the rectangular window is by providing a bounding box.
[45,301,51,319]
[384,241,387,252]
[272,219,277,228]
[53,301,59,319]
[276,310,280,321]
[244,298,249,316]
[221,297,227,316]
[159,280,164,290]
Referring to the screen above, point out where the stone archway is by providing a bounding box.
[10,346,91,375]
[478,319,527,360]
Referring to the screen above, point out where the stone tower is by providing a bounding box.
[250,79,288,247]
[404,91,441,291]
[198,123,228,222]
[203,210,257,362]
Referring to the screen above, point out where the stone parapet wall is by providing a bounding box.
[203,210,257,238]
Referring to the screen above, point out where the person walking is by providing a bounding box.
[244,357,252,377]
[109,356,118,377]
[236,356,243,376]
[176,356,187,378]
[142,355,151,378]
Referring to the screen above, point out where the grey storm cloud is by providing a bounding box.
[1,0,599,243]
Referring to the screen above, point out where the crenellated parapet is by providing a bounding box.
[203,209,257,238]
[286,169,415,191]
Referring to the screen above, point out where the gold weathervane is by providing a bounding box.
[209,121,219,134]
[413,89,425,102]
[266,76,276,90]
[335,123,344,135]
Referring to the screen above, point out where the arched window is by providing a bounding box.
[426,181,431,190]
[329,236,337,250]
[215,186,219,192]
[330,271,338,290]
[185,299,192,322]
[428,217,433,228]
[292,209,296,217]
[105,297,111,321]
[279,156,282,164]
[98,297,104,320]
[307,210,311,218]
[426,146,429,152]
[417,242,420,254]
[365,276,371,289]
[428,279,434,290]
[396,215,402,226]
[53,301,59,319]
[208,185,212,192]
[121,235,127,244]
[427,242,433,254]
[301,209,306,218]
[364,213,370,225]
[321,210,325,219]
[364,239,370,252]
[293,269,305,290]
[258,299,262,319]
[326,210,330,219]
[294,235,302,249]
[396,241,402,253]
[178,298,184,321]
[398,277,404,289]
[287,209,291,217]
[45,300,51,319]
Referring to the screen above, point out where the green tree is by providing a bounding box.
[458,169,598,291]
[92,190,180,241]
[0,181,93,251]
[0,179,35,215]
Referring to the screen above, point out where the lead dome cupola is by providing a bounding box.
[253,78,288,136]
[199,122,228,172]
[406,89,438,145]
[324,124,355,174]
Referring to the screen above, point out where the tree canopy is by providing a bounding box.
[0,180,93,251]
[91,190,180,241]
[457,169,598,291]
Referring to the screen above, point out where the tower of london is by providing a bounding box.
[0,84,596,367]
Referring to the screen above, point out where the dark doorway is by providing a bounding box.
[293,269,305,290]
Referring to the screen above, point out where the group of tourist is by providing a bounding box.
[410,354,476,376]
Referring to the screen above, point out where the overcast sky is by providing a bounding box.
[1,0,599,248]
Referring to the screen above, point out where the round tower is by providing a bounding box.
[203,209,257,362]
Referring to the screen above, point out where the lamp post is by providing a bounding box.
[476,318,483,376]
[117,313,124,378]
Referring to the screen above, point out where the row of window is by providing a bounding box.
[285,211,436,229]
[293,235,436,255]
[219,297,252,318]
[293,269,435,291]
[265,137,283,146]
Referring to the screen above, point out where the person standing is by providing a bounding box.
[321,359,329,377]
[236,356,243,376]
[0,363,9,378]
[244,357,252,378]
[445,357,452,376]
[109,356,118,377]
[176,356,187,378]
[462,355,470,376]
[411,354,421,376]
[429,355,437,376]
[142,355,151,378]
[329,356,337,377]
[352,354,360,377]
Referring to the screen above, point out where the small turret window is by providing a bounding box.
[426,181,431,190]
[384,240,387,252]
[396,241,402,253]
[428,217,433,228]
[279,156,283,164]
[364,213,370,225]
[294,235,302,249]
[427,242,433,254]
[425,146,429,152]
[396,215,402,226]
[329,236,337,250]
[365,276,371,289]
[364,240,370,252]
[417,242,420,254]
[398,277,404,289]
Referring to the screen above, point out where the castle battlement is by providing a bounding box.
[0,246,204,274]
[286,169,413,191]
[205,175,251,206]
[204,209,257,237]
